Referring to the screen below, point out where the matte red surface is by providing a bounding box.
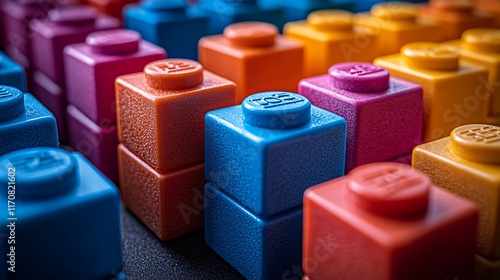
[304,163,478,280]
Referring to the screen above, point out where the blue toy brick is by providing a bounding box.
[258,0,355,22]
[190,0,285,34]
[0,51,27,92]
[0,147,123,280]
[204,183,303,280]
[0,86,58,155]
[205,92,346,217]
[124,0,209,60]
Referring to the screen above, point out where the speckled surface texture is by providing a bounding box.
[205,105,346,217]
[0,93,58,155]
[203,183,303,280]
[413,137,500,260]
[299,68,423,172]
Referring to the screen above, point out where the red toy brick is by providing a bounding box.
[304,162,478,280]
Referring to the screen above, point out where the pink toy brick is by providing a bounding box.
[299,62,423,173]
[64,29,166,124]
[0,0,77,69]
[29,5,121,85]
[32,70,67,142]
[67,105,119,183]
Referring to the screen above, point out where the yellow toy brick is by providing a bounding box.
[375,42,489,142]
[444,29,500,126]
[413,124,500,263]
[284,10,378,78]
[354,1,442,57]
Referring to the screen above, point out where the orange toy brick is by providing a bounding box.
[413,124,500,265]
[116,59,236,172]
[199,22,303,103]
[85,0,138,20]
[476,0,500,27]
[284,10,378,78]
[444,29,500,126]
[375,42,489,142]
[304,162,478,280]
[118,144,205,241]
[417,0,495,41]
[353,2,442,57]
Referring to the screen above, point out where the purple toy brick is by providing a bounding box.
[65,29,166,124]
[386,152,412,166]
[29,5,121,85]
[299,62,423,172]
[0,0,76,69]
[33,70,67,142]
[67,105,119,183]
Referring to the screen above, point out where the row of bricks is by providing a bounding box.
[3,22,499,179]
[0,0,500,280]
[0,91,497,280]
[2,0,500,134]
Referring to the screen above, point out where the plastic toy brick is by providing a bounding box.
[299,62,423,172]
[116,59,236,172]
[417,0,495,41]
[32,70,67,142]
[284,10,379,78]
[304,162,478,280]
[189,0,284,34]
[0,86,58,156]
[412,124,500,262]
[199,22,304,103]
[0,147,123,280]
[84,0,138,20]
[124,0,209,60]
[387,152,412,165]
[118,144,205,241]
[443,29,500,126]
[29,5,121,85]
[353,2,442,57]
[65,29,166,124]
[476,0,500,27]
[257,0,355,23]
[0,51,27,92]
[374,42,489,142]
[67,105,118,183]
[476,254,500,280]
[0,0,78,69]
[204,183,302,280]
[205,91,346,217]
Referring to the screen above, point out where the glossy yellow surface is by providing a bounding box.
[443,29,500,125]
[375,42,489,142]
[284,10,378,77]
[354,2,442,57]
[413,124,500,260]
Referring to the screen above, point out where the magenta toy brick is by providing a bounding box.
[29,5,121,85]
[0,0,76,69]
[67,105,119,183]
[299,62,423,173]
[65,29,166,124]
[33,70,67,142]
